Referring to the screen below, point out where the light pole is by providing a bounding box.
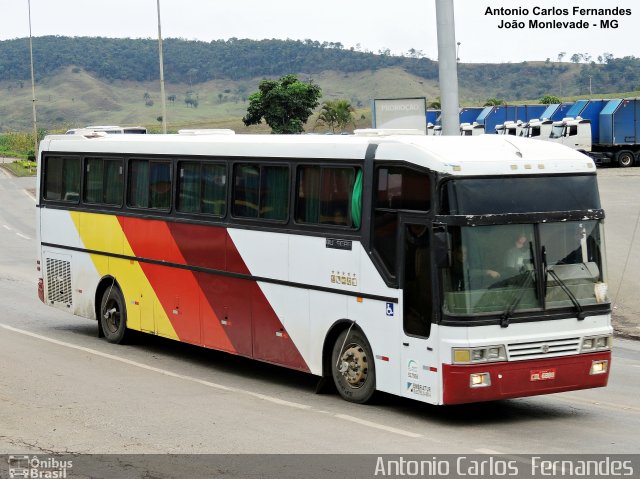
[435,0,460,135]
[28,0,38,156]
[157,0,168,134]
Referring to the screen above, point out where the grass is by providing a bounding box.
[0,160,37,177]
[0,132,37,159]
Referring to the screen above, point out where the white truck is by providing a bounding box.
[521,118,554,139]
[548,117,592,152]
[460,122,484,136]
[495,120,523,136]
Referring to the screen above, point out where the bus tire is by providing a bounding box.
[616,150,634,168]
[331,328,376,404]
[100,286,128,344]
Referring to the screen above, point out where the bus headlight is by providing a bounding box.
[469,373,491,388]
[452,345,506,364]
[582,335,612,352]
[590,360,608,375]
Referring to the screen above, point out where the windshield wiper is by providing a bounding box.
[500,241,537,328]
[500,268,534,328]
[546,267,586,320]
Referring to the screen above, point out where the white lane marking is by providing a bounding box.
[3,224,12,231]
[16,233,31,240]
[22,189,36,202]
[0,323,425,438]
[334,414,422,438]
[0,168,11,179]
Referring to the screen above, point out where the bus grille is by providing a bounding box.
[507,337,580,360]
[46,258,72,306]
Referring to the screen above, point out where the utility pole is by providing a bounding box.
[435,0,460,135]
[28,0,38,156]
[157,0,168,134]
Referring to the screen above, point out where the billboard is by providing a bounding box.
[372,97,427,133]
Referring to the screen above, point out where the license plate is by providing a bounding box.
[530,368,556,381]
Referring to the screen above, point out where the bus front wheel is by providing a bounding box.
[100,286,127,344]
[331,328,376,404]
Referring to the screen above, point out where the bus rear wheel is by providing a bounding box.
[100,286,127,344]
[331,328,376,404]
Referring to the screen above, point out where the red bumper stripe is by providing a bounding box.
[443,351,611,405]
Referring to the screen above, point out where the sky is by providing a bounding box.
[0,0,637,63]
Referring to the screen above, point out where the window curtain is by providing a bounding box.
[84,158,103,203]
[178,162,200,213]
[104,160,123,205]
[351,169,363,228]
[149,162,171,209]
[234,164,259,217]
[62,157,81,201]
[130,160,149,208]
[261,166,288,220]
[301,166,321,223]
[202,164,226,216]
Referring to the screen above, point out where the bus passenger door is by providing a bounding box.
[400,221,440,404]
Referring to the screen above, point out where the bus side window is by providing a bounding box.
[372,165,431,277]
[404,224,432,337]
[84,157,123,206]
[232,163,289,221]
[177,161,227,216]
[44,156,81,202]
[128,159,171,210]
[295,165,359,227]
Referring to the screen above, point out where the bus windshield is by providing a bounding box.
[442,220,608,316]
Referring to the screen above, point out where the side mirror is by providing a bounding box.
[433,228,451,268]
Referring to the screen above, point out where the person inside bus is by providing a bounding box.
[558,225,597,265]
[504,234,532,272]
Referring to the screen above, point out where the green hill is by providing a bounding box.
[1,36,639,132]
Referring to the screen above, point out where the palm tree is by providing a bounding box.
[316,99,356,133]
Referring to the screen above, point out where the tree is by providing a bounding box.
[315,99,356,133]
[428,97,441,109]
[539,95,562,104]
[557,52,566,62]
[570,53,582,63]
[243,74,322,134]
[484,98,505,106]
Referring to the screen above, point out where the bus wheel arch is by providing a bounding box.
[96,277,128,344]
[324,321,376,404]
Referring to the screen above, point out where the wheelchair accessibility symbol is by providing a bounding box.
[386,303,395,316]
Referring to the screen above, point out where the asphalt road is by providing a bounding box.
[597,166,640,338]
[0,167,639,460]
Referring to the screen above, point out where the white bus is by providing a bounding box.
[36,131,612,405]
[66,125,147,135]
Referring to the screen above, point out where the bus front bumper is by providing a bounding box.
[442,351,611,405]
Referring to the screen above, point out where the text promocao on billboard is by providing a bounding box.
[372,97,427,132]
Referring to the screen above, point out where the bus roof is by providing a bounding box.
[41,132,595,176]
